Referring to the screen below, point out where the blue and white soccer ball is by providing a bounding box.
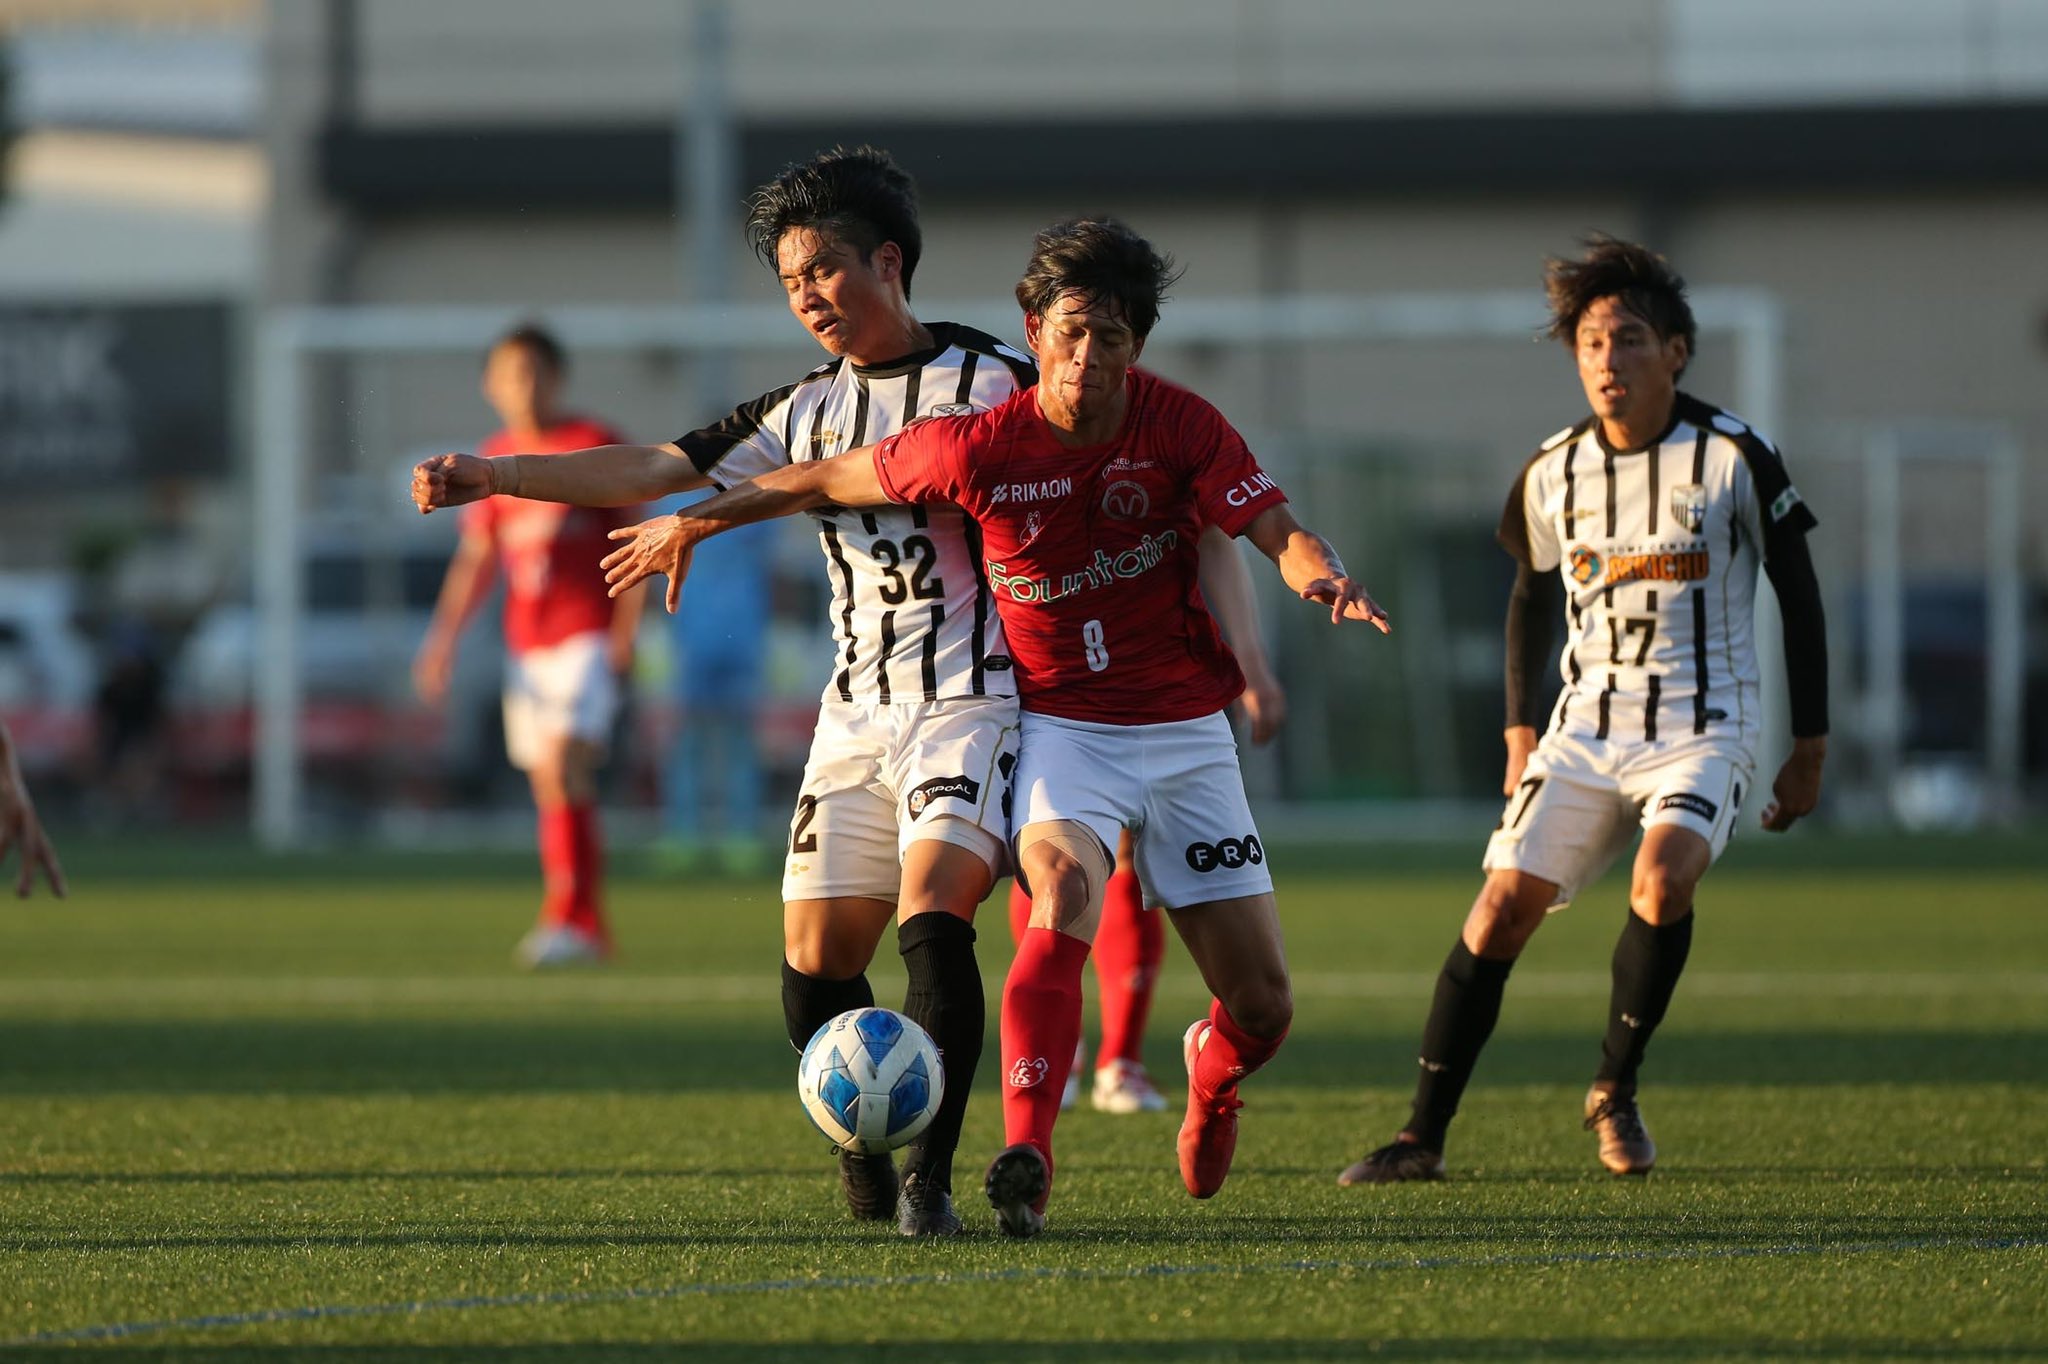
[797,1007,943,1154]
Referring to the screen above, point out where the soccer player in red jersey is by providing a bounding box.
[0,717,65,898]
[414,324,646,967]
[600,218,1390,1235]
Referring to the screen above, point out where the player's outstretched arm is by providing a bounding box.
[0,719,65,899]
[1197,524,1287,744]
[601,446,889,613]
[412,443,708,514]
[1241,504,1391,632]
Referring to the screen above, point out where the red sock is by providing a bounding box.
[1192,997,1287,1101]
[538,804,607,944]
[999,928,1091,1175]
[1007,877,1032,945]
[1092,867,1161,1066]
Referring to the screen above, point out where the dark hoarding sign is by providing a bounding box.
[0,302,232,486]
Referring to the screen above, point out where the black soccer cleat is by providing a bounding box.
[983,1142,1050,1239]
[837,1147,899,1221]
[896,1171,964,1237]
[1337,1138,1447,1186]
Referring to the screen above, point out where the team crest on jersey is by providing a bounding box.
[1671,483,1708,533]
[1101,480,1150,520]
[1568,545,1603,585]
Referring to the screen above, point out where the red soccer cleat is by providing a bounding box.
[1176,1020,1244,1199]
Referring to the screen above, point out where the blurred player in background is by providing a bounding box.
[0,717,65,898]
[414,323,647,968]
[655,489,775,874]
[1340,235,1828,1186]
[1012,611,1286,1117]
[600,217,1392,1237]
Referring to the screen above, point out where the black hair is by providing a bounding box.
[1544,234,1696,364]
[744,145,922,296]
[1013,217,1182,340]
[490,322,566,374]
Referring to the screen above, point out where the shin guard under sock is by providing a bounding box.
[780,960,875,1055]
[1406,940,1516,1150]
[1595,909,1694,1091]
[998,928,1090,1170]
[897,912,984,1191]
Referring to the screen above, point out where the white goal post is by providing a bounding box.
[250,289,1788,848]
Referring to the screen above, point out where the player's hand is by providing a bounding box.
[1236,671,1288,746]
[1502,725,1538,794]
[603,514,699,614]
[412,453,495,513]
[1300,577,1391,632]
[412,635,454,705]
[1761,736,1826,832]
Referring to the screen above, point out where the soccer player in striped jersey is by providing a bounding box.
[600,217,1392,1237]
[413,148,1030,1236]
[1340,235,1829,1186]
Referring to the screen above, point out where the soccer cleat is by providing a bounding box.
[1060,1037,1085,1112]
[1176,1020,1243,1199]
[1091,1058,1169,1114]
[837,1147,900,1221]
[1584,1084,1656,1175]
[896,1171,963,1237]
[515,925,608,970]
[1337,1138,1447,1186]
[983,1142,1050,1239]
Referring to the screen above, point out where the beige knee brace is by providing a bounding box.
[1014,820,1113,940]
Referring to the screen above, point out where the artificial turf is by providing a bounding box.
[0,835,2042,1360]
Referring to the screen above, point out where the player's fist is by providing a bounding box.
[412,453,495,513]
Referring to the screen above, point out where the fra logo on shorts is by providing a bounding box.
[906,774,981,818]
[1185,835,1264,873]
[1656,792,1719,821]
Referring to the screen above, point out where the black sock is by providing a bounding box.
[1595,910,1693,1091]
[896,912,983,1193]
[780,960,874,1055]
[1405,940,1516,1151]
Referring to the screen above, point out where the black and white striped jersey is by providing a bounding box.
[674,322,1037,705]
[1498,393,1819,750]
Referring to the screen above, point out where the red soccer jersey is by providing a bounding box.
[463,417,634,656]
[873,368,1287,724]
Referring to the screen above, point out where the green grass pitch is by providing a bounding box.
[1,833,2043,1361]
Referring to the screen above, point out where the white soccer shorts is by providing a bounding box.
[1482,730,1756,905]
[1014,709,1273,911]
[501,631,619,771]
[780,695,1020,903]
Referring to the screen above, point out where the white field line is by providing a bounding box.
[0,971,2041,1008]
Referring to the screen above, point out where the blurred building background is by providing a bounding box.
[3,0,2044,843]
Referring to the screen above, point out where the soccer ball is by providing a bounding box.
[797,1007,943,1154]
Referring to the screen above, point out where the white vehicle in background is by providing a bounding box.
[169,518,505,805]
[0,572,97,777]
